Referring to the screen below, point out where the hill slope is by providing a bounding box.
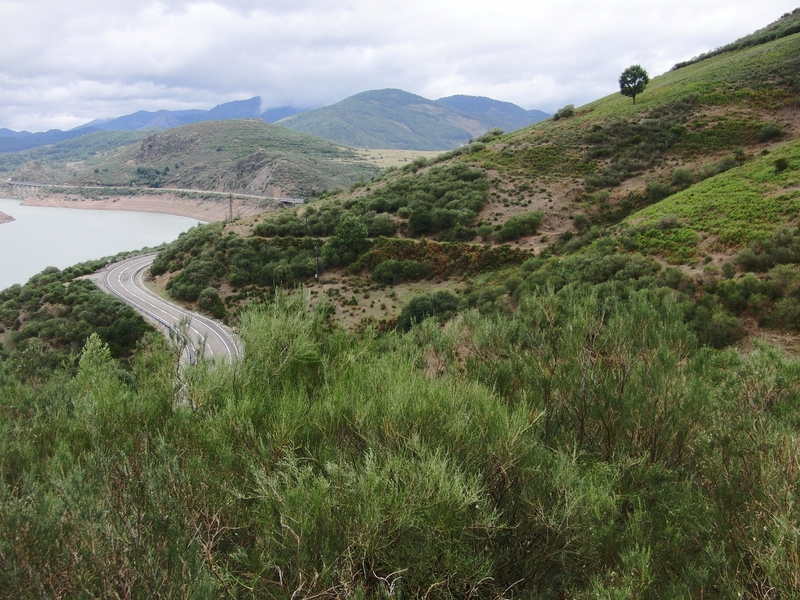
[65,119,381,198]
[153,19,800,341]
[278,89,548,150]
[6,14,800,600]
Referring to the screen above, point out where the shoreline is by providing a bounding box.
[0,211,14,225]
[19,192,272,222]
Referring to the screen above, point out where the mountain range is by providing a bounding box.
[278,89,549,150]
[0,91,548,152]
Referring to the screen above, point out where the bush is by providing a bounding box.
[494,211,545,242]
[197,287,226,319]
[553,104,575,120]
[775,157,790,173]
[645,182,674,202]
[757,123,784,142]
[671,168,694,189]
[398,290,460,330]
[372,260,432,285]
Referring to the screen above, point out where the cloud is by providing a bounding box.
[0,0,796,130]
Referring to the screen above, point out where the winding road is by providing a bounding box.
[96,254,241,363]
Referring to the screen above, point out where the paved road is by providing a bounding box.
[98,254,241,363]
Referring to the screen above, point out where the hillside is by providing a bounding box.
[436,94,550,131]
[278,89,548,150]
[50,120,382,198]
[0,130,151,182]
[147,17,800,345]
[5,13,800,600]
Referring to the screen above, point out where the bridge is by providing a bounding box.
[3,179,305,206]
[5,180,53,198]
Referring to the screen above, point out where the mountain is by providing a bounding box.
[435,95,549,132]
[278,89,550,150]
[0,128,31,138]
[1,92,547,154]
[0,127,102,152]
[64,119,381,198]
[79,97,304,132]
[0,130,154,182]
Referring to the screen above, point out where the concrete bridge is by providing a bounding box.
[5,180,53,198]
[3,180,305,207]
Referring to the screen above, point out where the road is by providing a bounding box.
[98,254,241,363]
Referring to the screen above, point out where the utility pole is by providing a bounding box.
[228,193,233,223]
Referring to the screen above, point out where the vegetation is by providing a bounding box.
[0,130,150,181]
[3,289,800,597]
[619,64,650,104]
[61,120,381,198]
[0,259,152,381]
[673,8,800,69]
[4,12,800,598]
[279,89,547,150]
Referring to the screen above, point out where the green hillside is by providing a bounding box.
[5,13,800,600]
[0,130,150,182]
[279,89,546,150]
[154,23,799,339]
[63,120,381,198]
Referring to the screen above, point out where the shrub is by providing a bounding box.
[398,290,460,330]
[757,123,784,142]
[552,104,575,120]
[372,260,432,285]
[671,168,694,189]
[645,182,674,202]
[197,287,226,319]
[775,157,789,173]
[494,211,545,242]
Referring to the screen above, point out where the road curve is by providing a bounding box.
[99,254,241,364]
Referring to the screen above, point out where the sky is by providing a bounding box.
[1,0,797,132]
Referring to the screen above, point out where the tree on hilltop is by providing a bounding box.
[619,64,650,104]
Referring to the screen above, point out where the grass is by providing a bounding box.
[624,140,800,260]
[354,148,444,168]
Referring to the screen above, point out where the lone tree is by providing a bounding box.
[619,64,650,104]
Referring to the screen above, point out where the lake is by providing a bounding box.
[0,198,205,290]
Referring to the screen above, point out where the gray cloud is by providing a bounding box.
[0,0,796,131]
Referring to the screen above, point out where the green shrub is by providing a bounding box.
[757,123,784,142]
[553,104,575,120]
[671,167,694,189]
[495,211,545,242]
[197,287,226,319]
[372,260,432,285]
[398,290,460,330]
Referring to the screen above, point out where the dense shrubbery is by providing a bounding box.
[153,223,320,309]
[0,262,151,379]
[372,259,432,284]
[552,104,575,120]
[3,290,800,597]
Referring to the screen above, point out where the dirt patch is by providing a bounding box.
[737,316,800,356]
[21,191,272,222]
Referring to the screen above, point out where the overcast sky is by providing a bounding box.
[1,0,797,132]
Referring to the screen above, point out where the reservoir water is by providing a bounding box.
[0,198,205,291]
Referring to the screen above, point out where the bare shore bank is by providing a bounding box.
[0,211,14,224]
[20,192,271,222]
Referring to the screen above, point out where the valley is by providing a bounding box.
[2,8,800,599]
